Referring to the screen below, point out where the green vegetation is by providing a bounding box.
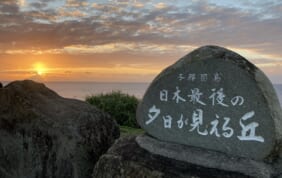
[86,91,140,128]
[119,126,144,137]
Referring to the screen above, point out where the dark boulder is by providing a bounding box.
[93,136,252,178]
[0,80,119,178]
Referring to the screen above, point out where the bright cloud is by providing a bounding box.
[17,0,25,7]
[154,2,167,9]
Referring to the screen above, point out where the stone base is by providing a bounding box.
[93,135,282,178]
[136,135,273,178]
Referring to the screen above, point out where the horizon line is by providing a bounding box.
[1,80,281,85]
[1,80,151,84]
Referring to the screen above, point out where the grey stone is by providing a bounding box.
[136,134,274,178]
[0,80,120,178]
[93,135,253,178]
[137,45,282,161]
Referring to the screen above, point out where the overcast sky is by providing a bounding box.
[0,0,281,83]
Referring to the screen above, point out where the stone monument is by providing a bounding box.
[93,46,282,178]
[135,45,282,177]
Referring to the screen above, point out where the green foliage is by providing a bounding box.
[119,126,144,137]
[86,91,140,128]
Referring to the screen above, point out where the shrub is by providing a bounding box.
[86,91,140,128]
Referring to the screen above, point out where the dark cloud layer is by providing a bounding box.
[0,0,281,57]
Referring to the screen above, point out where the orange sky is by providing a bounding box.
[0,0,282,83]
[0,51,177,82]
[1,46,281,83]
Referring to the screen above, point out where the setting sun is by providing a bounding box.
[34,62,47,76]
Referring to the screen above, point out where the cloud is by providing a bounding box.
[133,2,144,8]
[65,0,89,7]
[229,47,281,61]
[17,0,25,7]
[4,49,63,55]
[58,9,86,18]
[0,0,281,61]
[63,44,125,54]
[63,43,196,55]
[29,2,48,9]
[154,2,167,9]
[0,1,19,13]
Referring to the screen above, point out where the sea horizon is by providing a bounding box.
[1,80,282,105]
[44,81,150,100]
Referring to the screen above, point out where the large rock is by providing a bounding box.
[93,136,254,178]
[94,135,282,178]
[94,45,282,178]
[137,45,282,161]
[0,80,119,178]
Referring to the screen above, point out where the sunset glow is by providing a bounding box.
[0,0,281,83]
[34,63,47,76]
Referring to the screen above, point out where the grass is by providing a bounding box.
[86,91,144,137]
[119,125,145,137]
[86,90,140,128]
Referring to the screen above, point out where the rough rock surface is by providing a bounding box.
[0,80,119,178]
[93,136,252,178]
[137,45,282,161]
[136,135,277,178]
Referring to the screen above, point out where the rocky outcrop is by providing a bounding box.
[93,136,252,178]
[0,80,119,178]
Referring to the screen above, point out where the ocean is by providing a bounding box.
[2,81,282,105]
[44,82,150,100]
[46,82,282,105]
